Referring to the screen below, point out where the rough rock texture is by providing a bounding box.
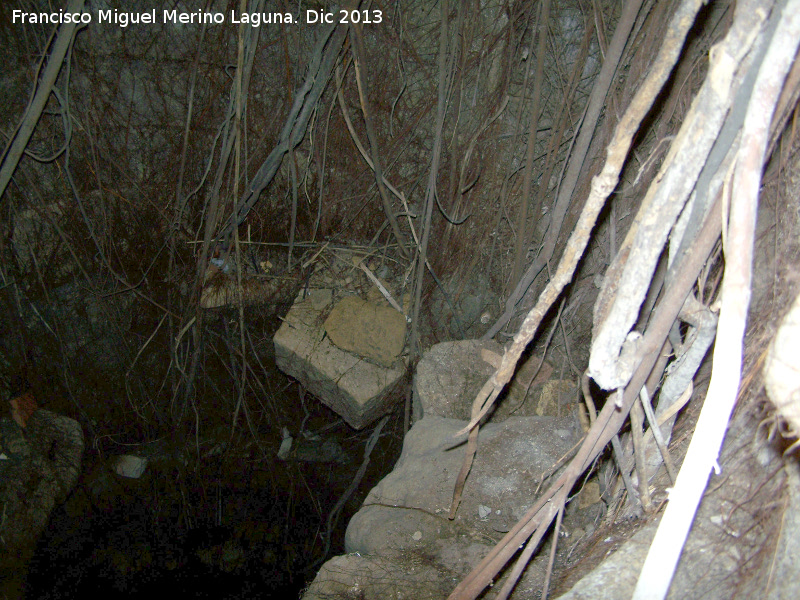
[345,415,581,555]
[0,409,84,598]
[302,553,455,600]
[556,478,798,600]
[345,416,579,553]
[764,290,800,441]
[552,399,797,600]
[767,463,800,600]
[301,337,590,599]
[324,295,406,368]
[413,339,556,422]
[306,413,583,598]
[412,339,502,421]
[536,379,577,417]
[553,523,659,600]
[306,326,800,600]
[274,288,406,429]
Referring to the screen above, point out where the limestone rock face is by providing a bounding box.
[337,414,581,595]
[302,342,600,600]
[412,339,555,422]
[344,415,581,558]
[412,339,502,421]
[302,553,453,600]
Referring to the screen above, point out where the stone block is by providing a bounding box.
[274,290,406,429]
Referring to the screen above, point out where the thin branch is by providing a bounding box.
[350,22,409,257]
[0,0,87,199]
[484,0,645,339]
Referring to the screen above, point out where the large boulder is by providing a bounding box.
[0,408,84,597]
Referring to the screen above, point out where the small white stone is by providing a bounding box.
[412,530,422,541]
